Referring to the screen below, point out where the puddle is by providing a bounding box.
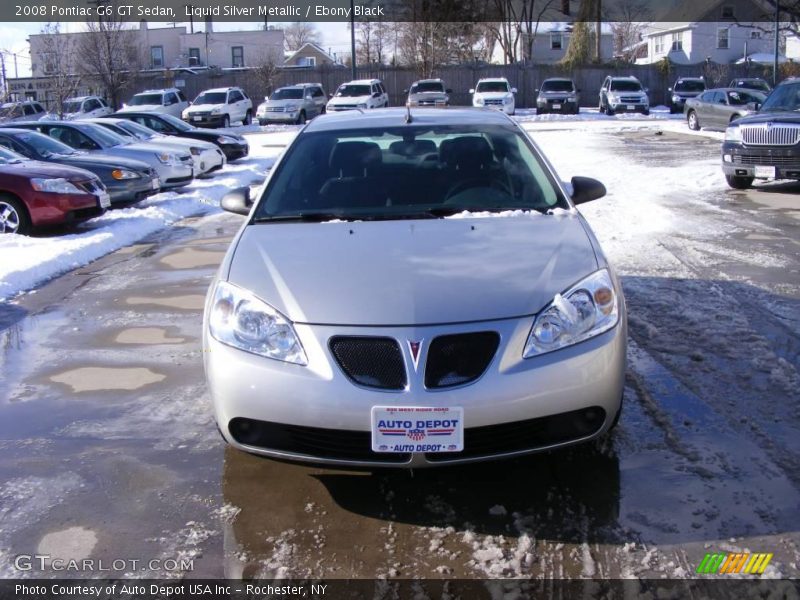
[49,367,166,392]
[126,295,205,310]
[159,248,226,269]
[114,327,185,345]
[37,526,97,560]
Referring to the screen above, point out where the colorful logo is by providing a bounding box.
[407,340,423,371]
[696,552,773,575]
[407,428,425,441]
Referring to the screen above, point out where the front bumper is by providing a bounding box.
[722,142,800,179]
[205,312,627,468]
[537,99,578,113]
[184,113,227,127]
[29,191,105,227]
[194,148,226,176]
[218,140,249,161]
[104,176,158,204]
[258,110,301,123]
[609,102,649,114]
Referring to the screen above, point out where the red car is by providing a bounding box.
[0,147,109,234]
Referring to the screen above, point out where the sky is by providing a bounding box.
[0,21,353,79]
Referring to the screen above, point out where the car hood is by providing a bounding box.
[118,104,162,113]
[673,91,702,98]
[539,90,575,97]
[227,214,598,326]
[187,103,225,112]
[119,141,189,158]
[328,95,370,105]
[0,159,93,180]
[409,92,448,101]
[733,111,800,125]
[53,152,151,172]
[475,92,511,100]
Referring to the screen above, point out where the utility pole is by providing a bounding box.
[350,0,356,79]
[0,53,7,100]
[773,0,780,86]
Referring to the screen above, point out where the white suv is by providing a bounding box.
[182,87,253,128]
[471,78,517,115]
[62,96,113,120]
[118,88,190,118]
[327,79,388,112]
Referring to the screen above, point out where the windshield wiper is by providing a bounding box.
[253,212,356,223]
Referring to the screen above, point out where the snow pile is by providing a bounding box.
[0,132,289,301]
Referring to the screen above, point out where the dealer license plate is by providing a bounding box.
[754,165,776,179]
[193,116,202,122]
[371,406,463,453]
[152,178,161,190]
[96,192,111,209]
[553,103,561,109]
[627,105,635,110]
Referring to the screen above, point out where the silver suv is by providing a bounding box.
[405,79,451,107]
[599,76,649,116]
[0,100,47,123]
[257,83,327,125]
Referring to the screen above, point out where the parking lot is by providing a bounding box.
[1,113,799,580]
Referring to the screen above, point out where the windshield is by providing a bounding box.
[252,124,566,222]
[129,93,163,106]
[411,81,445,93]
[0,145,24,163]
[736,80,770,92]
[476,81,509,93]
[117,120,156,139]
[19,131,76,156]
[336,84,371,97]
[0,104,22,119]
[194,92,227,104]
[760,82,800,111]
[727,90,766,106]
[63,101,84,113]
[674,80,705,92]
[159,113,193,131]
[79,124,129,147]
[271,88,304,100]
[610,80,642,92]
[541,80,574,92]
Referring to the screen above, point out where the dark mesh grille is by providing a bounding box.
[425,332,500,389]
[229,418,411,463]
[330,336,407,390]
[426,407,606,462]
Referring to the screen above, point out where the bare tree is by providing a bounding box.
[78,7,142,110]
[519,0,557,63]
[251,50,281,100]
[485,0,522,64]
[37,23,82,116]
[283,22,321,52]
[353,21,388,66]
[609,0,647,62]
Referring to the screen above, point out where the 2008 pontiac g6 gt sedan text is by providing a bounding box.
[203,108,627,468]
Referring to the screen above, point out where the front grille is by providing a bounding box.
[741,124,800,146]
[330,104,357,110]
[330,336,407,390]
[425,332,499,389]
[190,111,211,118]
[264,106,286,113]
[734,153,800,167]
[76,179,104,194]
[619,96,643,103]
[426,407,606,462]
[484,99,505,106]
[228,418,411,463]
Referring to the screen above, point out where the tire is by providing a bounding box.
[606,106,615,116]
[574,107,580,115]
[243,110,252,125]
[535,108,542,115]
[669,105,678,114]
[221,115,230,128]
[687,110,700,131]
[725,174,754,189]
[258,119,267,126]
[321,105,327,115]
[643,109,650,116]
[598,101,605,114]
[296,110,306,125]
[0,194,31,235]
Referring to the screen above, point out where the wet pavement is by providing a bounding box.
[1,130,799,581]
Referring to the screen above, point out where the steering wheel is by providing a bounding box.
[444,178,513,204]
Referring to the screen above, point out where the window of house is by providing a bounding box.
[151,46,164,68]
[551,33,563,50]
[671,32,683,52]
[750,30,762,39]
[717,27,730,49]
[299,56,316,66]
[721,5,735,18]
[231,46,244,68]
[188,48,201,66]
[654,36,664,54]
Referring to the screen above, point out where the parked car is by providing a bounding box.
[535,78,579,115]
[0,128,158,205]
[118,88,190,118]
[0,145,109,234]
[471,78,517,115]
[326,79,388,112]
[684,88,766,131]
[109,112,249,162]
[182,87,253,128]
[667,77,706,114]
[722,77,800,189]
[61,96,113,120]
[205,107,625,467]
[2,121,193,190]
[89,117,225,177]
[256,83,327,125]
[405,79,451,108]
[599,76,649,115]
[728,78,772,94]
[0,100,48,123]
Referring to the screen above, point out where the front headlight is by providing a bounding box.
[156,152,179,165]
[217,135,237,144]
[30,178,83,194]
[608,94,620,104]
[111,169,140,180]
[567,95,577,101]
[285,104,298,111]
[504,96,513,104]
[211,107,221,114]
[725,126,742,142]
[672,94,681,103]
[209,281,307,365]
[474,97,484,106]
[182,110,190,119]
[523,269,619,358]
[357,102,368,108]
[189,146,201,156]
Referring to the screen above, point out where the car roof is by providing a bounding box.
[135,88,180,94]
[541,77,574,82]
[0,127,39,135]
[478,77,509,82]
[340,79,381,85]
[676,77,704,81]
[413,78,444,83]
[200,87,240,93]
[609,75,640,80]
[303,107,512,133]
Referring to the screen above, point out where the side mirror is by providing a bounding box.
[402,88,408,94]
[748,101,761,111]
[570,176,606,205]
[511,87,518,93]
[221,187,253,215]
[469,88,475,94]
[535,87,539,92]
[668,87,673,92]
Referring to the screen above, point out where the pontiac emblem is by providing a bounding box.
[407,340,423,371]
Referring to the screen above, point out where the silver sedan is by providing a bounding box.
[684,88,766,131]
[204,108,627,468]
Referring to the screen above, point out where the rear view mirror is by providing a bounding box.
[570,176,606,205]
[511,87,518,94]
[221,187,253,215]
[469,88,475,94]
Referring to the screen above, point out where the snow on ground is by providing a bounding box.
[0,130,296,301]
